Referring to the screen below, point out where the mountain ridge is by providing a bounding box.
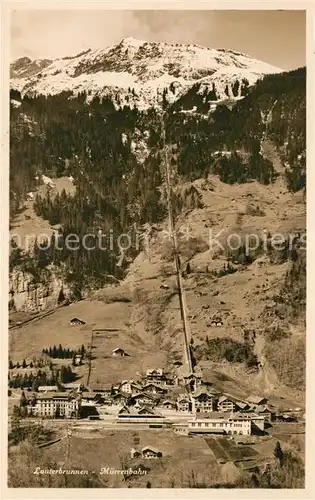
[10,37,283,109]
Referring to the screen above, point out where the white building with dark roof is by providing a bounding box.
[188,411,265,435]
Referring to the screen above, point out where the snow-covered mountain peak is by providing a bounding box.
[10,37,283,110]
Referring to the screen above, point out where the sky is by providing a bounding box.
[11,10,306,70]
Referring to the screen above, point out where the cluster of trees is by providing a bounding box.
[10,92,167,292]
[9,359,30,369]
[9,67,305,294]
[42,344,85,359]
[194,337,258,367]
[8,365,76,389]
[166,67,305,189]
[229,442,304,489]
[211,262,237,278]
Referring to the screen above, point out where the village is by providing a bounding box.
[8,299,305,482]
[10,352,302,438]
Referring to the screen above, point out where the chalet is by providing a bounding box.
[246,396,268,407]
[177,396,191,412]
[146,368,163,377]
[211,320,223,327]
[256,405,275,423]
[191,388,217,413]
[142,446,162,459]
[130,448,142,459]
[173,361,183,367]
[158,400,177,410]
[111,391,130,405]
[217,395,244,413]
[112,348,129,357]
[128,392,158,406]
[237,401,250,411]
[119,380,134,394]
[185,373,203,390]
[69,318,86,326]
[142,383,167,395]
[144,369,168,387]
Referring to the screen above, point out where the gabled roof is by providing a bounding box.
[70,317,85,324]
[118,405,130,414]
[246,395,268,405]
[146,368,163,376]
[192,387,216,399]
[177,396,190,403]
[142,382,166,390]
[160,399,176,405]
[142,446,160,454]
[256,405,275,413]
[137,406,157,415]
[130,392,158,400]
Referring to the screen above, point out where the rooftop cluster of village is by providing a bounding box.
[17,367,300,437]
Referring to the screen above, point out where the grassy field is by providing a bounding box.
[9,298,168,386]
[205,437,258,463]
[43,429,221,488]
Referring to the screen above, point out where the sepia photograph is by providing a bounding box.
[5,4,308,492]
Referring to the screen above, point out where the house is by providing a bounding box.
[112,348,129,357]
[130,448,142,459]
[191,388,217,413]
[142,446,162,459]
[146,368,163,377]
[69,317,86,326]
[217,395,244,412]
[173,361,183,367]
[128,392,158,406]
[182,373,203,391]
[119,380,142,394]
[28,392,81,418]
[256,405,275,423]
[142,383,167,395]
[144,369,168,387]
[236,401,250,411]
[81,392,100,405]
[246,396,268,406]
[111,391,130,405]
[158,400,177,410]
[177,396,191,412]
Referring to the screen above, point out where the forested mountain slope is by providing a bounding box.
[9,48,305,305]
